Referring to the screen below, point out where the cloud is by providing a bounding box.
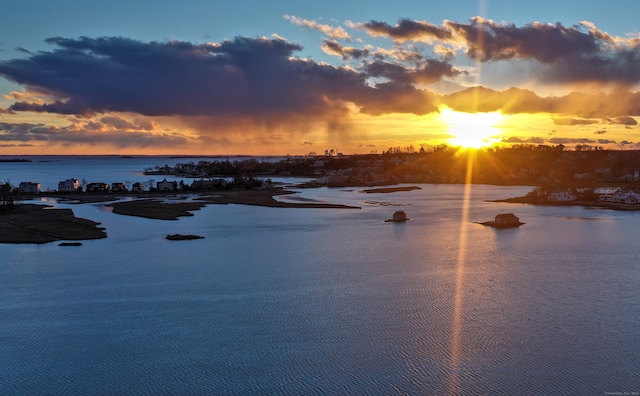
[444,18,607,63]
[0,120,189,148]
[284,15,351,40]
[549,137,596,144]
[358,19,452,43]
[441,87,640,118]
[607,116,637,125]
[552,117,599,126]
[321,40,370,60]
[355,17,640,86]
[502,136,545,144]
[364,59,462,85]
[0,35,450,125]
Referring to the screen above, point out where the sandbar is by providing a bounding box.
[362,186,422,194]
[107,189,359,220]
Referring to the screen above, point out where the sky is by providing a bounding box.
[2,0,640,155]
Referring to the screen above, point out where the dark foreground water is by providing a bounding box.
[1,162,639,394]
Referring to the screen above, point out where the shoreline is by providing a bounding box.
[1,188,359,244]
[492,196,640,211]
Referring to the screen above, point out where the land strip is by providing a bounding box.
[0,204,107,244]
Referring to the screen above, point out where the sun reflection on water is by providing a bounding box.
[449,150,475,393]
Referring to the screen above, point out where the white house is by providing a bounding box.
[548,189,576,201]
[18,181,41,194]
[602,189,640,204]
[57,178,79,192]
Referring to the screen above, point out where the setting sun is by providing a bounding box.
[439,107,503,149]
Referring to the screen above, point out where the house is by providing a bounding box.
[131,182,145,192]
[111,182,127,192]
[18,181,41,194]
[191,179,224,190]
[548,189,576,201]
[157,178,178,191]
[58,178,79,192]
[603,189,640,204]
[86,182,110,193]
[1,183,12,193]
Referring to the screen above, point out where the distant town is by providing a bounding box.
[4,144,640,210]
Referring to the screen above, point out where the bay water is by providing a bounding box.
[1,157,639,394]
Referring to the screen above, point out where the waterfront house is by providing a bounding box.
[157,178,178,191]
[131,182,145,192]
[58,178,79,192]
[191,179,225,190]
[602,189,640,204]
[111,182,127,192]
[18,182,41,194]
[86,182,110,193]
[548,189,576,201]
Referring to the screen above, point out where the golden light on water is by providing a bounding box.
[440,107,503,149]
[449,150,475,394]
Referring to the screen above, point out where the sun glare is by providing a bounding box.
[439,107,503,149]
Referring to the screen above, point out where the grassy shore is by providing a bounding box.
[1,188,359,243]
[0,204,107,244]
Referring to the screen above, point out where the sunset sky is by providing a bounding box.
[2,0,640,155]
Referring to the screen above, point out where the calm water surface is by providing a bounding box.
[1,158,639,394]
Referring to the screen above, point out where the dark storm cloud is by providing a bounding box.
[0,35,447,120]
[359,19,453,43]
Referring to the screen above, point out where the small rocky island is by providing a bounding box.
[478,213,524,228]
[385,210,408,223]
[166,234,205,241]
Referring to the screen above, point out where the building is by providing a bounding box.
[548,189,576,201]
[18,182,41,194]
[58,178,79,192]
[131,182,145,192]
[157,178,178,191]
[601,189,640,204]
[111,182,127,192]
[86,182,110,193]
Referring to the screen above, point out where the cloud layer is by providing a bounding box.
[1,15,640,151]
